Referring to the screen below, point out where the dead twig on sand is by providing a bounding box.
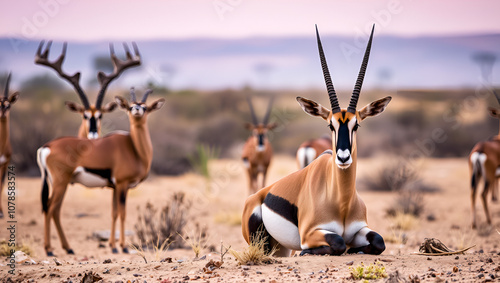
[412,238,475,256]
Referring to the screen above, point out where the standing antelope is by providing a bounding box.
[242,25,389,256]
[469,91,500,228]
[35,41,141,139]
[37,88,164,256]
[0,73,19,218]
[242,96,277,195]
[296,135,332,169]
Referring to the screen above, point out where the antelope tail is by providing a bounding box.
[37,147,50,213]
[470,152,484,189]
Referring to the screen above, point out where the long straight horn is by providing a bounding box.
[347,24,375,113]
[4,72,11,98]
[493,89,500,105]
[141,89,153,103]
[130,87,137,102]
[262,96,275,125]
[246,96,259,125]
[316,25,340,113]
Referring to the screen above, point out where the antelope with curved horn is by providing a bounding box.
[241,96,277,195]
[242,25,389,256]
[469,90,500,228]
[0,73,19,218]
[37,88,164,256]
[296,135,332,169]
[35,41,141,139]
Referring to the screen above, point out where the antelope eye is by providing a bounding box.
[328,123,334,131]
[353,123,360,131]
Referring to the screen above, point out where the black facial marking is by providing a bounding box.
[336,119,350,152]
[88,116,98,134]
[83,168,114,187]
[258,134,265,147]
[263,193,298,226]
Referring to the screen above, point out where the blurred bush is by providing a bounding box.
[7,77,500,176]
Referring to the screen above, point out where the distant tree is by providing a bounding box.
[21,74,64,92]
[472,52,496,83]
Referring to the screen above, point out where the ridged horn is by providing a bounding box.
[262,96,275,126]
[315,25,340,113]
[347,24,375,113]
[4,72,11,98]
[246,96,259,125]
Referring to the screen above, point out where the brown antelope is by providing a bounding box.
[0,73,19,219]
[469,91,500,228]
[37,88,164,256]
[242,96,277,195]
[35,41,141,139]
[242,25,389,256]
[296,135,332,169]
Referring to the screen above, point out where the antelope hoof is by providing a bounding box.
[122,247,129,254]
[66,249,75,255]
[112,248,119,254]
[46,251,55,257]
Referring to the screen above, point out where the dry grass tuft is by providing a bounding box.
[214,211,242,226]
[386,190,425,218]
[180,225,209,258]
[389,211,419,231]
[0,240,33,257]
[230,230,277,265]
[362,161,438,193]
[134,192,191,249]
[384,228,408,245]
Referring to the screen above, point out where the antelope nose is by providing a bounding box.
[336,149,351,164]
[337,155,350,163]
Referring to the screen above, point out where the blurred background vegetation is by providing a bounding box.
[2,69,499,177]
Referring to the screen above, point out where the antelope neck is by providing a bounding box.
[129,118,153,169]
[0,117,8,153]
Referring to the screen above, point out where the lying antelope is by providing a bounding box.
[242,96,277,195]
[37,88,164,256]
[242,25,389,256]
[0,73,19,218]
[296,135,332,169]
[469,91,500,228]
[35,41,141,139]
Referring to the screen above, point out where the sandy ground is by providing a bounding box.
[1,156,500,282]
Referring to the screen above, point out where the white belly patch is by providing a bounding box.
[72,166,109,188]
[262,204,301,250]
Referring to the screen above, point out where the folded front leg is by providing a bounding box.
[300,231,346,256]
[347,227,385,255]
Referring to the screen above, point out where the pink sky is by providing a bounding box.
[1,0,500,41]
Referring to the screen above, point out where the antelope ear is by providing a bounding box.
[101,101,118,113]
[115,96,129,109]
[8,92,19,104]
[147,98,165,112]
[65,101,85,113]
[488,107,500,118]
[267,123,278,130]
[296,96,330,121]
[358,96,392,121]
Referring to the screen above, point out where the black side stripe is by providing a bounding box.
[83,168,114,187]
[263,193,298,226]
